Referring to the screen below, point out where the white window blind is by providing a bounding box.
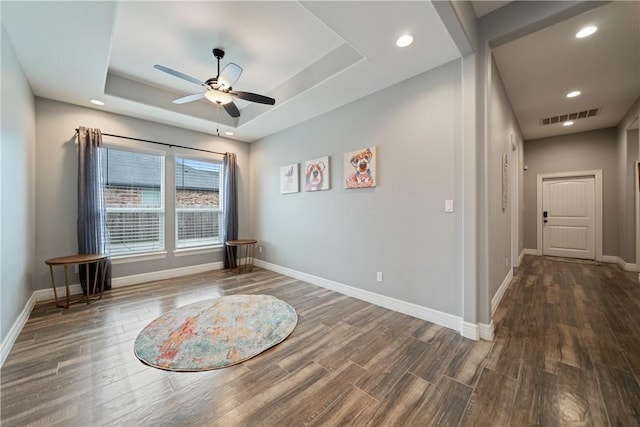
[103,148,165,256]
[175,157,223,249]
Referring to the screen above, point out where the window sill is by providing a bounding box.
[111,251,168,264]
[173,246,223,257]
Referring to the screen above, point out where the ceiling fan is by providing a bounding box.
[154,48,276,118]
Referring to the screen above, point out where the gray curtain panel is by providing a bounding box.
[223,152,238,269]
[77,126,111,291]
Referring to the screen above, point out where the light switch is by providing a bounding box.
[445,200,454,213]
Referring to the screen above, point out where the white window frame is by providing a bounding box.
[102,144,166,257]
[174,155,224,250]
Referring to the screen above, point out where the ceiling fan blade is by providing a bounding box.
[173,93,205,104]
[223,101,240,118]
[218,63,243,89]
[154,65,204,86]
[230,91,276,105]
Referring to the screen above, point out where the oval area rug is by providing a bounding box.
[134,294,298,371]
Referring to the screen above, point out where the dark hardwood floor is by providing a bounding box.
[1,255,639,426]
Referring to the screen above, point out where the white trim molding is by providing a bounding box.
[602,255,638,273]
[492,268,514,315]
[0,294,36,367]
[32,262,224,302]
[461,321,494,341]
[112,262,223,287]
[254,259,492,341]
[479,321,494,341]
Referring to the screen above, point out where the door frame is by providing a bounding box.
[510,134,520,267]
[536,169,603,261]
[636,161,639,274]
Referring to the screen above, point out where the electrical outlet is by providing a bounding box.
[376,272,383,282]
[258,246,263,254]
[505,257,509,267]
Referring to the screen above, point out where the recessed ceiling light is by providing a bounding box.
[225,131,234,136]
[396,34,414,48]
[576,26,597,39]
[90,99,104,106]
[563,121,574,127]
[566,91,581,98]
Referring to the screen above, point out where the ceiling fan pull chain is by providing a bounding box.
[216,107,220,136]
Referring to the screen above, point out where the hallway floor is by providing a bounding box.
[487,255,640,426]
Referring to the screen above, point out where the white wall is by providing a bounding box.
[1,25,36,345]
[250,60,464,317]
[33,98,251,291]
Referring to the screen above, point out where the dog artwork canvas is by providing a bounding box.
[280,163,299,194]
[344,147,376,189]
[304,156,330,192]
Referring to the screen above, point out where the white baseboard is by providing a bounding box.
[522,248,539,257]
[479,321,494,340]
[254,259,491,341]
[0,293,36,367]
[33,283,84,302]
[112,262,223,287]
[461,321,494,341]
[491,268,514,316]
[32,262,224,302]
[602,255,637,272]
[461,322,478,340]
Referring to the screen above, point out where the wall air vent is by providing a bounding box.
[540,108,600,126]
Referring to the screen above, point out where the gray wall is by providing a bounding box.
[523,128,619,255]
[250,60,464,316]
[617,97,640,264]
[620,130,638,263]
[487,58,523,300]
[34,98,250,291]
[1,25,36,344]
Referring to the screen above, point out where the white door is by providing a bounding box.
[542,176,595,259]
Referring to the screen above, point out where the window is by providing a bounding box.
[103,148,165,256]
[175,157,223,248]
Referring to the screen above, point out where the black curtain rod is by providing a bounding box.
[75,129,227,156]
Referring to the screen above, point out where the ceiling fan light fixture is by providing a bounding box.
[90,99,105,106]
[576,26,597,39]
[205,90,233,105]
[225,131,234,136]
[563,121,574,127]
[396,34,414,48]
[566,90,581,98]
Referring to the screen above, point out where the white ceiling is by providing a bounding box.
[471,1,511,18]
[491,1,640,140]
[1,1,461,142]
[4,1,638,143]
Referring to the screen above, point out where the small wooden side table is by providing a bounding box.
[45,254,109,308]
[225,239,257,273]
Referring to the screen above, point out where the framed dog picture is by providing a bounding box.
[304,156,330,192]
[344,147,376,189]
[280,163,299,194]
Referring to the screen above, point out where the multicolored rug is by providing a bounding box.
[134,294,298,371]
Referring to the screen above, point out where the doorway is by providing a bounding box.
[537,170,603,261]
